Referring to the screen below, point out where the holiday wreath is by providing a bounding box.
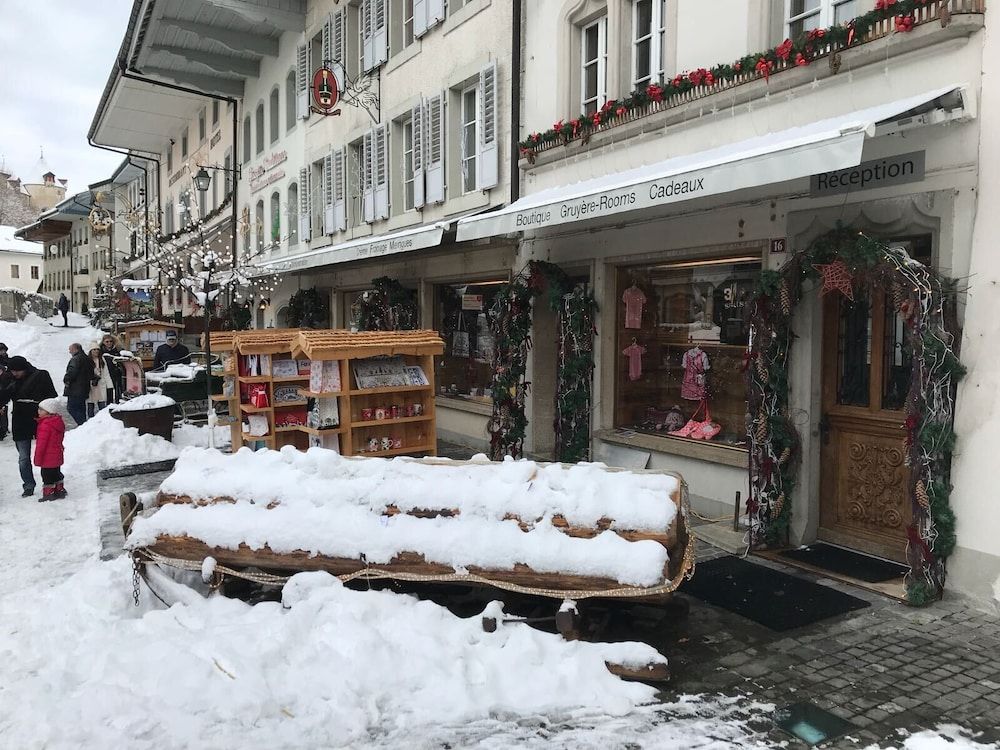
[747,228,964,605]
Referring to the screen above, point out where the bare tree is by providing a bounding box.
[0,180,36,228]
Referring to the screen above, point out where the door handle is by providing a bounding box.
[819,414,831,445]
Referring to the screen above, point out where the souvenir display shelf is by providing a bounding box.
[116,319,185,369]
[229,329,306,452]
[291,330,444,457]
[203,330,240,450]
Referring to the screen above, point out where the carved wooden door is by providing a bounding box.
[819,287,913,562]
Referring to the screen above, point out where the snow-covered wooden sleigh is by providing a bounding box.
[122,449,694,679]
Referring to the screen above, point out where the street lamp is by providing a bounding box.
[193,167,212,193]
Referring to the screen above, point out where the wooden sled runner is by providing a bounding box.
[123,453,694,682]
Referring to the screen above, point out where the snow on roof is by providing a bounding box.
[120,278,157,290]
[0,225,44,255]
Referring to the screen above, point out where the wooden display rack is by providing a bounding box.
[203,330,240,449]
[290,329,444,458]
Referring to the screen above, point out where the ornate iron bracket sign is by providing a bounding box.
[313,59,381,124]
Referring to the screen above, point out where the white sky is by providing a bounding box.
[0,0,133,191]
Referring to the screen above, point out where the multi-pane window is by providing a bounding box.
[10,265,19,279]
[402,117,415,210]
[243,116,251,162]
[632,0,665,89]
[212,100,219,127]
[199,108,206,142]
[461,86,478,194]
[255,103,265,154]
[403,0,414,47]
[31,266,39,280]
[785,0,856,38]
[167,145,173,173]
[288,183,299,245]
[581,17,607,115]
[270,87,280,143]
[286,70,297,129]
[182,128,189,158]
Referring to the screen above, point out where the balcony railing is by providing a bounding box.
[520,0,984,162]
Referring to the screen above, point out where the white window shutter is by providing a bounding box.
[323,154,334,234]
[331,9,347,91]
[477,62,499,191]
[361,0,374,72]
[299,166,312,241]
[363,131,375,223]
[374,124,389,220]
[413,0,428,37]
[427,0,445,29]
[373,0,388,67]
[296,41,310,120]
[424,92,445,204]
[412,102,425,209]
[323,14,332,65]
[332,148,347,232]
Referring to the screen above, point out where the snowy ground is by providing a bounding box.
[0,314,995,749]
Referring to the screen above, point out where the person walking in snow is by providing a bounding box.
[57,293,70,327]
[0,342,9,441]
[86,344,114,417]
[0,356,57,497]
[98,333,123,403]
[63,343,94,426]
[34,398,66,501]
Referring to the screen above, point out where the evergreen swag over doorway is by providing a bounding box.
[748,228,964,605]
[486,261,597,464]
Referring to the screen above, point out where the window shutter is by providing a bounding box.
[361,0,374,72]
[373,0,388,67]
[424,92,445,204]
[362,131,375,223]
[323,14,332,65]
[323,154,334,234]
[296,41,310,120]
[413,0,428,38]
[374,124,389,220]
[412,102,425,209]
[427,0,445,29]
[477,62,499,191]
[332,148,347,232]
[299,166,312,241]
[331,9,347,91]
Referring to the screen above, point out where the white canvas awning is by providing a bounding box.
[457,85,969,241]
[258,221,450,273]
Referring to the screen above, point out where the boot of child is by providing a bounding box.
[39,485,56,502]
[54,482,67,499]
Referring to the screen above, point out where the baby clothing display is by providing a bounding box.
[622,283,647,329]
[622,340,647,381]
[680,346,710,401]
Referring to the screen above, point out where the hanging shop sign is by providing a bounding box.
[810,151,925,197]
[311,67,341,116]
[263,223,447,273]
[249,150,289,194]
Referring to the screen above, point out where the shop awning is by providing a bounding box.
[257,221,450,273]
[457,85,968,241]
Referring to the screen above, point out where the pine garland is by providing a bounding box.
[486,261,598,463]
[521,0,951,157]
[748,228,963,605]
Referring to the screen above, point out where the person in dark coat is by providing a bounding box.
[0,342,9,440]
[57,294,70,327]
[152,330,191,370]
[0,355,57,496]
[63,343,94,426]
[98,333,123,403]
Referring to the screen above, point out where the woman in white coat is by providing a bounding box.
[87,343,114,418]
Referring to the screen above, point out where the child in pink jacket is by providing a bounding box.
[34,398,66,501]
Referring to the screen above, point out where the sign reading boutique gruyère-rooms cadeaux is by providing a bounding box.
[249,150,288,194]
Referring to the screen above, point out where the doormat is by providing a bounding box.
[681,556,870,631]
[780,543,908,583]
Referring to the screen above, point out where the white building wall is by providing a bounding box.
[0,250,43,294]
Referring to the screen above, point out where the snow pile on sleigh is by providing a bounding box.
[125,447,693,604]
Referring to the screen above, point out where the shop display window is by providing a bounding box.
[434,281,505,404]
[615,257,761,448]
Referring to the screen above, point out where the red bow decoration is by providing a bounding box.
[615,105,626,117]
[895,14,914,32]
[846,21,856,45]
[552,119,564,133]
[755,57,774,80]
[876,0,897,8]
[647,84,664,102]
[806,28,826,41]
[795,52,809,67]
[775,39,793,62]
[569,118,581,136]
